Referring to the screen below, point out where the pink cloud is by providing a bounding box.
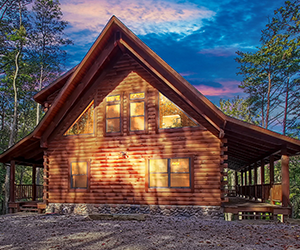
[179,72,196,77]
[195,80,242,97]
[198,47,237,57]
[60,0,215,36]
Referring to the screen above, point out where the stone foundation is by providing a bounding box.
[46,203,224,219]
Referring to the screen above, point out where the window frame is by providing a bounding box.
[64,100,95,137]
[105,94,123,136]
[158,92,199,131]
[146,156,194,193]
[69,160,90,192]
[129,92,146,133]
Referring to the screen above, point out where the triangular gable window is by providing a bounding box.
[65,101,94,135]
[159,93,198,129]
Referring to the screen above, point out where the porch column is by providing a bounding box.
[249,166,252,199]
[235,171,238,196]
[244,168,248,198]
[261,159,265,201]
[241,170,244,197]
[9,160,15,213]
[254,163,258,200]
[269,155,274,185]
[281,153,290,207]
[32,165,36,201]
[269,156,275,204]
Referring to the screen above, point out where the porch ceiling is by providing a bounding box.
[224,117,300,171]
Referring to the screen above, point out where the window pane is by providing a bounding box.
[72,175,87,188]
[130,102,144,116]
[170,173,190,187]
[106,104,120,118]
[150,173,168,187]
[159,93,198,129]
[65,101,94,135]
[170,158,189,172]
[130,116,145,131]
[149,159,168,172]
[106,118,120,133]
[130,93,145,100]
[72,162,87,175]
[107,95,120,102]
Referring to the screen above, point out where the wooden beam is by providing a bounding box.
[261,159,265,185]
[281,153,290,207]
[32,165,36,201]
[9,160,15,205]
[269,155,274,185]
[248,166,252,185]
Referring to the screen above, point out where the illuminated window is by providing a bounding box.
[149,158,190,188]
[130,92,145,131]
[70,162,88,189]
[65,101,94,135]
[106,95,121,133]
[159,93,198,129]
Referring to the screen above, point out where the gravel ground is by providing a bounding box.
[0,213,300,250]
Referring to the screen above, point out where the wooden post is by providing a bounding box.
[241,170,244,186]
[249,166,252,199]
[32,165,36,201]
[244,168,248,198]
[235,171,238,196]
[261,159,265,202]
[281,153,290,207]
[254,163,258,200]
[9,160,15,213]
[269,155,275,204]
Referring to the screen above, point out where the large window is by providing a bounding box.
[106,95,121,133]
[159,93,198,129]
[65,101,94,136]
[149,158,190,188]
[70,161,88,189]
[130,92,145,131]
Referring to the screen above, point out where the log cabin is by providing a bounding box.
[1,16,300,219]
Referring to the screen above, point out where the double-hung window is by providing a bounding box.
[129,92,145,131]
[106,95,121,133]
[149,158,191,188]
[70,161,88,189]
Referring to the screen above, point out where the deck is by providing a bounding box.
[223,197,291,221]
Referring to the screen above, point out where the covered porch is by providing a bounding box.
[8,161,45,213]
[222,117,300,220]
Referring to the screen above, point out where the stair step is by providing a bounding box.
[22,204,38,208]
[20,208,38,212]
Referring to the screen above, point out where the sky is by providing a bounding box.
[59,0,286,104]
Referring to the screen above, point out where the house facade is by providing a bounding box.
[1,16,300,218]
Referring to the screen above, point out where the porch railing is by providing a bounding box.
[15,184,43,201]
[236,183,282,203]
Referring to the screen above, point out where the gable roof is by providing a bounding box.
[0,16,300,169]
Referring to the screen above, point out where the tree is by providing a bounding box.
[30,0,72,125]
[219,96,258,124]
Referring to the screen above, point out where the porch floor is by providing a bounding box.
[222,197,291,220]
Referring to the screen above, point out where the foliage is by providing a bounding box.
[219,96,259,124]
[0,0,71,214]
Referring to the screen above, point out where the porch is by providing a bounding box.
[8,162,45,213]
[223,196,291,221]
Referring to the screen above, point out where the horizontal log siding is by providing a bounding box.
[47,54,222,206]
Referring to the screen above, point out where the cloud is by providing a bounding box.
[60,0,215,37]
[194,80,242,97]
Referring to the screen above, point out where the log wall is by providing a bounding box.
[46,54,222,206]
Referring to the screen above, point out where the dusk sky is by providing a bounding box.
[59,0,286,104]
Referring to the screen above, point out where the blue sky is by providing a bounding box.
[60,0,286,104]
